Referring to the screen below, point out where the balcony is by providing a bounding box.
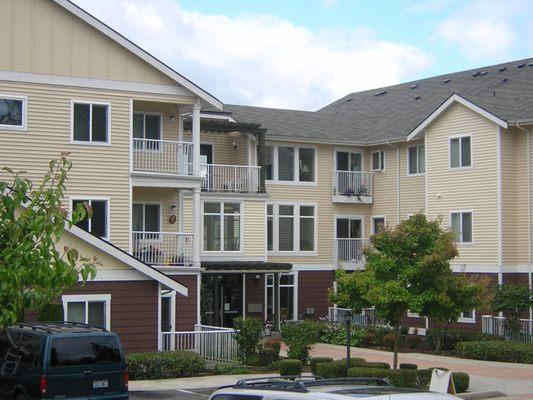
[335,238,368,264]
[132,231,194,267]
[332,171,373,203]
[132,139,193,176]
[201,164,261,194]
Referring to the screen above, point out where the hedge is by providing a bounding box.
[279,359,302,377]
[455,340,533,364]
[427,329,503,351]
[126,351,205,380]
[310,357,334,375]
[348,367,417,388]
[399,363,418,370]
[365,361,390,369]
[316,360,347,378]
[416,369,469,393]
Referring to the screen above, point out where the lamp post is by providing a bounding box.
[345,310,353,370]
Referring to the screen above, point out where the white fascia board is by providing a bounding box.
[67,224,188,296]
[407,93,508,141]
[54,0,222,110]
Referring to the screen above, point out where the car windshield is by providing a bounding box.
[50,336,121,367]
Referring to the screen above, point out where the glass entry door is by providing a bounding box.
[201,274,243,327]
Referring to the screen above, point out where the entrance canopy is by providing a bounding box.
[201,261,292,272]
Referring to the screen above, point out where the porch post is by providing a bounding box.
[192,187,201,268]
[192,102,201,176]
[177,107,184,142]
[256,132,266,193]
[273,272,280,331]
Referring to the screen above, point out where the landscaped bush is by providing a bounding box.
[310,357,334,375]
[452,372,470,393]
[281,320,324,363]
[405,335,423,349]
[316,360,347,378]
[382,332,397,350]
[320,323,363,347]
[257,348,278,366]
[399,363,418,370]
[365,361,390,369]
[416,369,433,388]
[342,357,367,366]
[279,359,302,377]
[455,340,533,364]
[364,326,393,346]
[263,336,282,358]
[233,317,263,363]
[126,351,205,380]
[427,329,503,352]
[361,332,376,347]
[348,367,417,388]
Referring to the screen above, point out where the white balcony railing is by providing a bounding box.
[132,139,193,175]
[328,307,388,327]
[482,315,533,343]
[333,171,373,198]
[132,231,193,266]
[201,164,261,193]
[335,238,367,262]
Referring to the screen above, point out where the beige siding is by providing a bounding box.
[501,128,517,266]
[426,102,499,268]
[513,128,531,266]
[1,0,176,85]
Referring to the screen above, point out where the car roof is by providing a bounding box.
[6,322,109,336]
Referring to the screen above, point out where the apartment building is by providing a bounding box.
[2,0,533,352]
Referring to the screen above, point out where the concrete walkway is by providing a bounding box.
[307,343,533,396]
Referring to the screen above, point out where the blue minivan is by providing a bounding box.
[0,322,128,400]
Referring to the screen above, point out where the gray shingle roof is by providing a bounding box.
[224,57,533,144]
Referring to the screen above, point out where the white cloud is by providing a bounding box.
[73,0,433,110]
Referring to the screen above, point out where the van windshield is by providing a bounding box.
[50,336,121,367]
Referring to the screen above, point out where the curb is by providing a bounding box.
[460,391,507,400]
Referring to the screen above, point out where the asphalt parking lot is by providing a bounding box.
[130,388,215,400]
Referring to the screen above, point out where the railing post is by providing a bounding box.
[192,102,201,176]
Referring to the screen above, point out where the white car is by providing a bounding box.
[208,377,461,400]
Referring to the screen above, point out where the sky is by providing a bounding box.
[72,0,533,111]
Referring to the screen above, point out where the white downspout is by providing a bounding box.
[387,141,401,224]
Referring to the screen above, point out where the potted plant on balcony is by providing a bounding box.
[342,187,356,197]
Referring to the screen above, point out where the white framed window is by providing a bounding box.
[133,112,161,149]
[450,211,473,243]
[407,310,420,318]
[62,294,111,330]
[458,309,476,323]
[449,136,471,168]
[71,197,110,240]
[0,95,27,131]
[267,203,317,254]
[371,216,386,235]
[265,144,316,183]
[71,100,110,145]
[335,150,363,172]
[203,201,242,252]
[408,144,425,175]
[265,273,297,322]
[132,202,161,233]
[372,150,385,171]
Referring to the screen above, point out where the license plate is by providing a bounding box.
[93,379,109,389]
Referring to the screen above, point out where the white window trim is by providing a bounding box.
[333,147,365,172]
[265,143,318,185]
[201,200,244,254]
[450,210,474,245]
[458,309,476,323]
[407,310,420,318]
[265,272,298,322]
[132,201,163,233]
[62,294,111,330]
[267,202,318,256]
[133,111,163,142]
[70,99,111,146]
[371,149,385,171]
[0,94,27,132]
[448,134,473,170]
[70,196,111,241]
[334,214,365,239]
[371,215,386,235]
[407,144,426,176]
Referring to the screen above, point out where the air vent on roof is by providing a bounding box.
[480,71,488,76]
[374,90,387,97]
[518,63,526,68]
[472,71,481,77]
[346,97,353,102]
[414,96,421,100]
[410,84,419,89]
[502,78,508,83]
[498,66,507,72]
[444,78,451,83]
[529,62,533,67]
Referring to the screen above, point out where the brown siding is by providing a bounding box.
[63,281,159,354]
[245,274,265,320]
[298,271,334,319]
[173,275,199,331]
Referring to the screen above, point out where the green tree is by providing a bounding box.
[491,284,533,334]
[233,317,263,363]
[0,155,97,328]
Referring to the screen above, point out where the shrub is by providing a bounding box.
[316,360,347,378]
[427,329,502,352]
[399,363,418,370]
[279,359,302,377]
[320,323,363,347]
[281,320,323,363]
[416,369,433,388]
[455,340,533,364]
[233,317,263,363]
[257,348,278,366]
[126,351,205,380]
[310,357,334,375]
[364,326,393,345]
[405,335,423,349]
[348,367,417,388]
[365,361,390,369]
[263,336,282,358]
[452,372,470,393]
[361,332,376,347]
[382,332,396,350]
[342,357,367,367]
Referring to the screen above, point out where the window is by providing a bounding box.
[200,143,213,164]
[132,203,160,232]
[459,309,476,323]
[450,136,471,168]
[451,211,473,243]
[266,273,296,322]
[266,145,316,183]
[267,203,316,253]
[203,202,241,252]
[72,198,109,239]
[133,112,161,149]
[62,294,111,329]
[0,331,41,368]
[372,150,385,171]
[336,151,362,172]
[0,95,27,131]
[50,336,120,367]
[372,216,386,234]
[408,144,425,175]
[72,102,109,144]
